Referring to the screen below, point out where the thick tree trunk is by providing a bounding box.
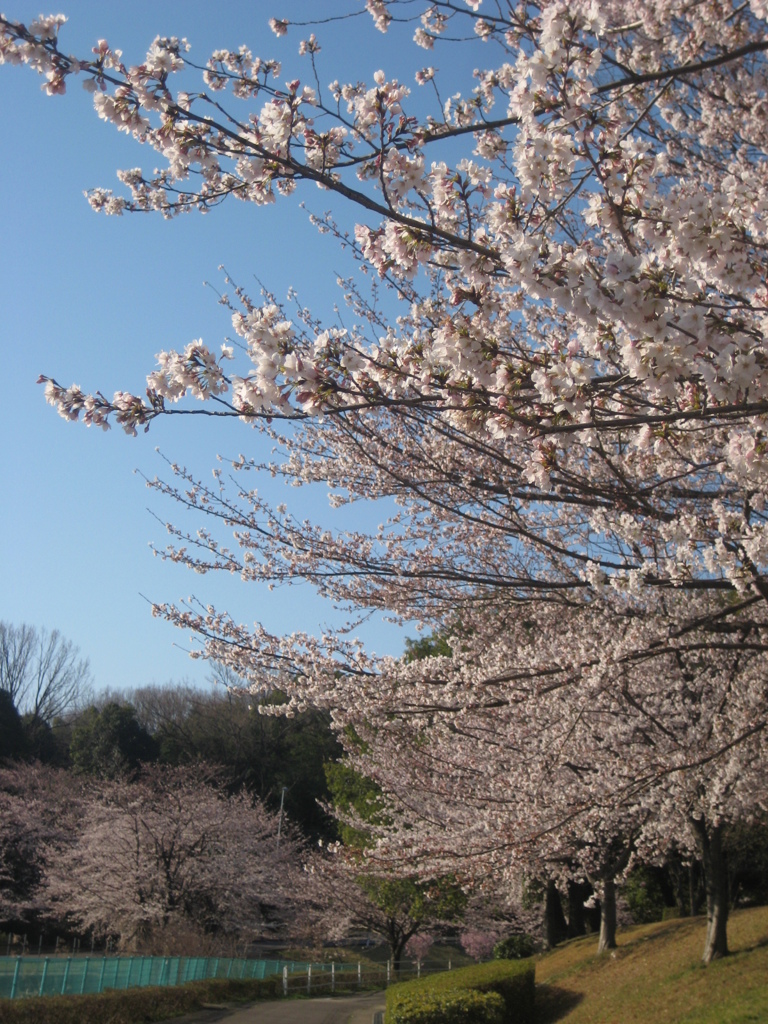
[391,936,407,978]
[544,878,569,949]
[692,818,729,963]
[597,877,617,954]
[567,880,588,938]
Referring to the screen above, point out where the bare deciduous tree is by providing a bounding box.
[0,622,91,724]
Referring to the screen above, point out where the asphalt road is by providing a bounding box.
[170,991,387,1024]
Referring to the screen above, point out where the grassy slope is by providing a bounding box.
[533,906,768,1024]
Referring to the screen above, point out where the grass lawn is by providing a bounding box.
[534,905,768,1024]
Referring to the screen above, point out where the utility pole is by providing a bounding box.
[276,786,288,849]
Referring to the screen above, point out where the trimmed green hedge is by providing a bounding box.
[387,988,506,1024]
[386,959,535,1024]
[0,974,281,1024]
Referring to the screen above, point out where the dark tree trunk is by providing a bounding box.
[544,878,569,949]
[692,818,729,963]
[391,935,408,978]
[567,880,588,938]
[597,877,617,954]
[690,861,706,917]
[670,856,690,917]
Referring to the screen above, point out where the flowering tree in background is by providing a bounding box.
[0,765,84,932]
[312,847,464,975]
[405,931,433,969]
[3,0,768,964]
[319,760,466,973]
[460,929,498,963]
[43,765,304,950]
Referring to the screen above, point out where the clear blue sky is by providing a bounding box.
[0,1,476,695]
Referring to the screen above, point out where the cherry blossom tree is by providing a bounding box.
[0,765,84,932]
[310,846,465,975]
[319,760,466,973]
[43,764,305,950]
[0,2,767,610]
[323,595,768,962]
[460,929,498,962]
[405,931,433,969]
[4,1,768,965]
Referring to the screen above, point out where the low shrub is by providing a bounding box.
[493,935,535,960]
[0,974,281,1024]
[190,974,280,1002]
[387,988,505,1024]
[386,958,535,1024]
[0,987,193,1024]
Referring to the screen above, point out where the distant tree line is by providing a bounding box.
[65,685,342,842]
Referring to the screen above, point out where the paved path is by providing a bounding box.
[170,991,387,1024]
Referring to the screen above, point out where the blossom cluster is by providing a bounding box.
[6,0,766,616]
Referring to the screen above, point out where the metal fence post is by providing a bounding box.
[38,957,49,997]
[358,962,362,988]
[387,960,391,985]
[331,962,335,993]
[283,965,288,996]
[307,964,312,994]
[60,954,72,995]
[10,957,21,1000]
[60,955,72,993]
[80,956,90,994]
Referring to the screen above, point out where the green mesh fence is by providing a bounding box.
[0,954,360,1000]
